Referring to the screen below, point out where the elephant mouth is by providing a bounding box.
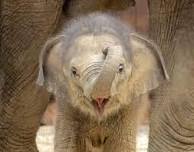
[92,98,109,114]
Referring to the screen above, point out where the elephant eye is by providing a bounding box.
[118,64,124,73]
[71,66,80,78]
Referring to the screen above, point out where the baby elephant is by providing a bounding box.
[37,13,169,152]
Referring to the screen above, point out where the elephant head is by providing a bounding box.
[37,14,169,119]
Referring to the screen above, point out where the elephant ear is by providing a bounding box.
[129,33,169,97]
[36,35,64,93]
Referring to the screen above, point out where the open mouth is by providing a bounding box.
[92,98,109,114]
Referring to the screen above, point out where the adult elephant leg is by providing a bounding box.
[148,0,194,151]
[149,92,194,152]
[0,0,63,151]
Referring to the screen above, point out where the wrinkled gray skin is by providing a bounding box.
[2,0,193,151]
[0,0,133,151]
[148,1,194,152]
[37,14,168,152]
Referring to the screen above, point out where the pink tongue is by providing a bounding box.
[96,98,105,109]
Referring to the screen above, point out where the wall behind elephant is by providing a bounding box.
[41,0,150,126]
[41,95,57,126]
[118,0,149,34]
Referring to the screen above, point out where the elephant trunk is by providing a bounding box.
[91,46,123,99]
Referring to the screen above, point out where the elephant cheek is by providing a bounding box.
[110,81,118,97]
[118,81,130,105]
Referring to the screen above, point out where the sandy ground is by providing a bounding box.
[36,125,149,152]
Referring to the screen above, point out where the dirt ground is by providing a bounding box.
[36,125,149,152]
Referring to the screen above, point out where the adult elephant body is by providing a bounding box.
[0,1,63,151]
[0,0,133,151]
[148,0,194,152]
[1,0,194,152]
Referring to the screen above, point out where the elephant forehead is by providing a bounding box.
[72,34,121,54]
[70,54,104,68]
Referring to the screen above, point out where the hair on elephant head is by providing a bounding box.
[37,13,169,119]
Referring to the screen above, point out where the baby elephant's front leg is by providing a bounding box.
[85,131,135,152]
[102,108,136,152]
[55,112,102,152]
[103,125,136,152]
[85,136,106,152]
[86,114,136,152]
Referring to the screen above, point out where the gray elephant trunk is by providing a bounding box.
[91,46,123,99]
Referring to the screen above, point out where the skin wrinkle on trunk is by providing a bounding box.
[0,0,63,151]
[148,0,194,151]
[91,47,123,99]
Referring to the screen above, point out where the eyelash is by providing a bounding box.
[71,67,80,78]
